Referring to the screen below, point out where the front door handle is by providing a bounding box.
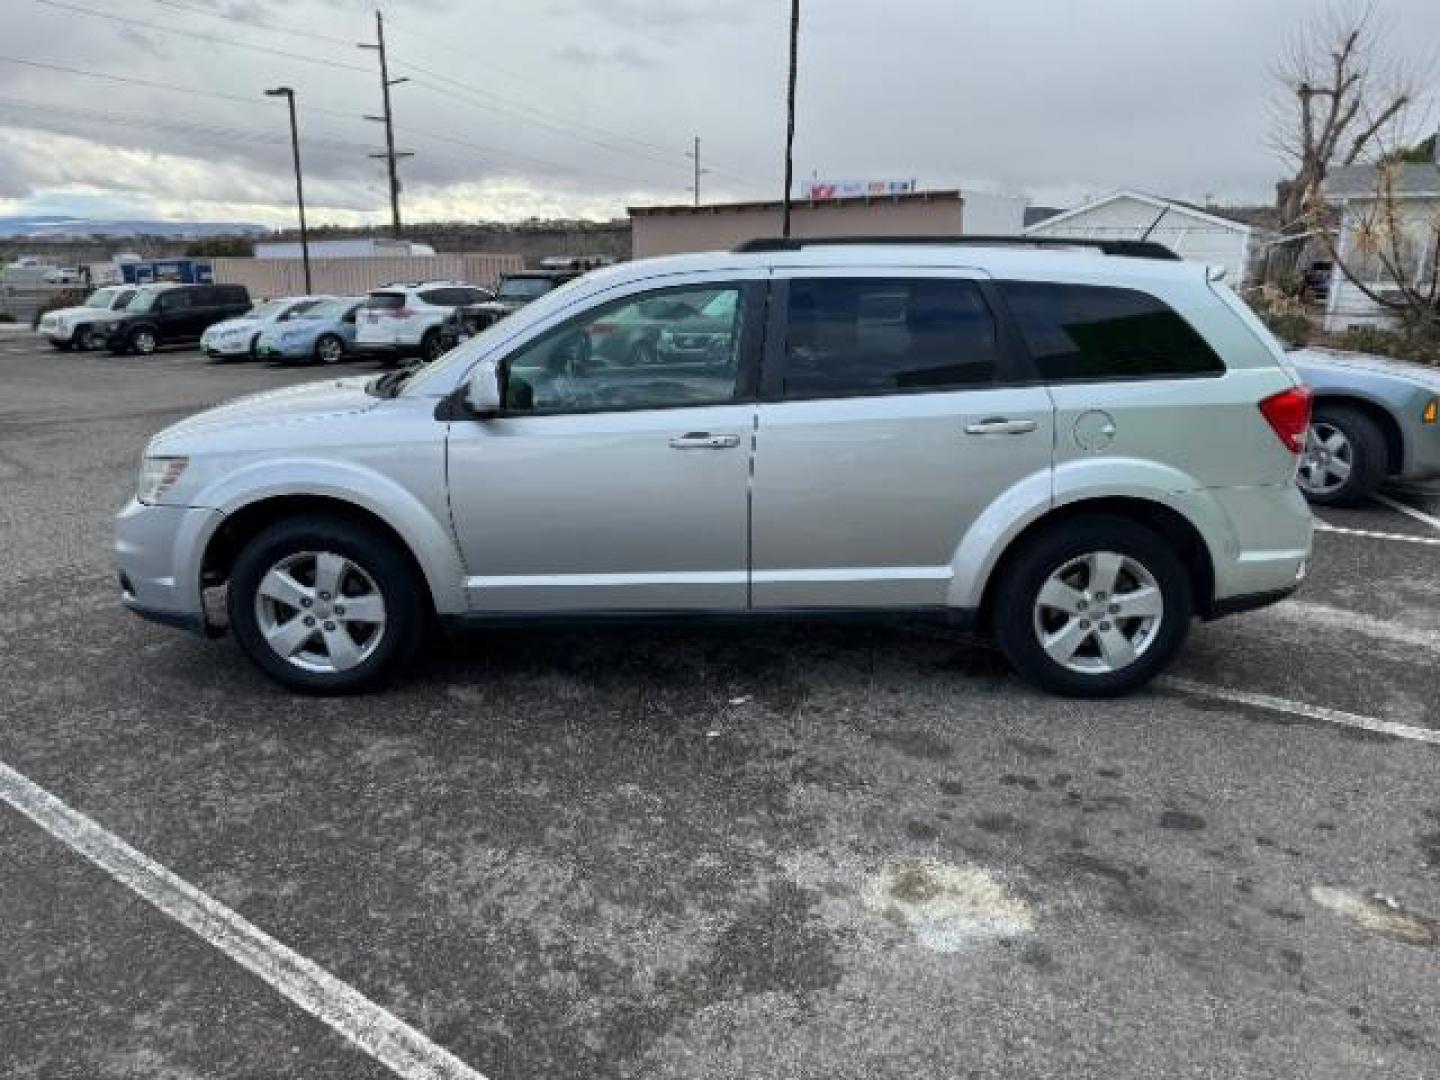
[964,417,1038,436]
[669,432,741,449]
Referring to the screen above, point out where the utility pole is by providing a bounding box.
[686,136,708,207]
[358,11,412,238]
[781,0,800,237]
[264,86,311,293]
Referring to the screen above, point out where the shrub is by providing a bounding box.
[1335,319,1440,367]
[1246,285,1313,347]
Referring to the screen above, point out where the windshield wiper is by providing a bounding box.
[366,364,419,399]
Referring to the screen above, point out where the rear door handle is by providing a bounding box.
[964,417,1038,436]
[669,432,741,449]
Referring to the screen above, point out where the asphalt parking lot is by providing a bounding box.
[1,329,1437,1080]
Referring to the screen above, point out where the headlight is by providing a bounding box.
[137,456,188,505]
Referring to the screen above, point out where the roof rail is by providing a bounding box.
[731,235,1181,261]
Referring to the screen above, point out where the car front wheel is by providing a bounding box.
[315,334,345,364]
[993,516,1192,697]
[228,515,426,693]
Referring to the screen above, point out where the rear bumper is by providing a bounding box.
[1204,584,1300,621]
[355,342,419,359]
[1196,483,1312,603]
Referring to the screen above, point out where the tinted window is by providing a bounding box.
[217,286,250,306]
[999,282,1223,382]
[364,292,406,310]
[503,284,748,413]
[497,277,555,301]
[419,288,473,306]
[783,278,999,399]
[157,290,192,311]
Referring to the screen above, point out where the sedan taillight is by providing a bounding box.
[1258,386,1313,454]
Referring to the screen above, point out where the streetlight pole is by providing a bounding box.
[782,0,800,237]
[265,86,312,293]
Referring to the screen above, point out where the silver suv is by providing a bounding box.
[116,238,1314,697]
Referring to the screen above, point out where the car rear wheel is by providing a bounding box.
[130,327,158,355]
[1297,404,1387,506]
[315,334,345,365]
[228,515,426,694]
[993,515,1192,697]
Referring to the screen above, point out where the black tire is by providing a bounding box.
[130,327,158,355]
[248,333,261,359]
[420,329,444,364]
[49,339,73,351]
[992,515,1193,698]
[1298,403,1388,507]
[314,334,346,365]
[228,515,427,694]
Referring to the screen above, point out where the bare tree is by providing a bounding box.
[1268,4,1417,281]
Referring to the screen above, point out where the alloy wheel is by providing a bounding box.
[1032,551,1164,674]
[253,550,387,674]
[133,329,157,354]
[318,336,344,364]
[1298,422,1353,496]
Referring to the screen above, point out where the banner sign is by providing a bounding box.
[803,179,916,200]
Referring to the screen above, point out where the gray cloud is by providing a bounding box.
[3,0,1438,224]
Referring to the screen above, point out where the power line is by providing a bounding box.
[28,0,376,76]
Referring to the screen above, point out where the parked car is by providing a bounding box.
[43,266,84,285]
[1288,346,1440,505]
[255,297,364,365]
[104,284,251,355]
[437,270,586,351]
[655,289,740,365]
[354,281,494,365]
[116,238,1313,697]
[38,284,139,350]
[200,296,330,361]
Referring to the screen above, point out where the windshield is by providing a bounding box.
[125,289,164,312]
[85,288,120,309]
[496,277,555,301]
[305,298,357,320]
[247,299,307,321]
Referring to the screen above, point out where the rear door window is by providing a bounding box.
[364,292,406,311]
[998,282,1224,382]
[781,277,1000,399]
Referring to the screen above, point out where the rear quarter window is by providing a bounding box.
[364,293,406,310]
[998,282,1224,382]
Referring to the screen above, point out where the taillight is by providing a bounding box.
[1258,386,1313,454]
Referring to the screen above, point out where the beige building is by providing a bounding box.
[629,190,971,258]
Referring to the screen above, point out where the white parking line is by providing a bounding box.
[1312,520,1440,547]
[1373,493,1440,535]
[1160,678,1440,745]
[0,757,488,1080]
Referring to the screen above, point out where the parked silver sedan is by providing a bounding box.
[1289,347,1440,505]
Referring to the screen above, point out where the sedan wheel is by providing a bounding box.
[253,550,387,675]
[131,328,158,355]
[1031,551,1164,675]
[316,335,345,364]
[1297,422,1353,497]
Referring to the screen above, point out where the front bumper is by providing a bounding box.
[202,337,253,358]
[115,498,222,637]
[1401,410,1440,480]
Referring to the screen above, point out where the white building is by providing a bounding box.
[1321,162,1440,331]
[1023,190,1264,285]
[254,238,436,259]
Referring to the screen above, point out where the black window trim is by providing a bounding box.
[994,279,1226,385]
[760,274,1038,404]
[448,279,768,421]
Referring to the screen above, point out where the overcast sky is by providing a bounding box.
[2,0,1437,227]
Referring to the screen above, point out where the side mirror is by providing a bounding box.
[465,358,503,416]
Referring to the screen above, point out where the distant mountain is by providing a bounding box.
[0,216,271,239]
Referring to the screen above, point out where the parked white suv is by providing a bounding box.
[116,238,1314,696]
[354,281,494,365]
[39,284,140,350]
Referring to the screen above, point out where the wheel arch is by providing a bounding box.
[199,488,465,617]
[973,496,1218,631]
